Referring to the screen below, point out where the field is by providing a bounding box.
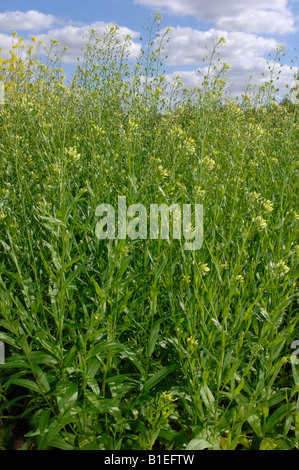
[0,16,299,450]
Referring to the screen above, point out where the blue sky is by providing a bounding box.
[0,0,298,98]
[0,0,212,32]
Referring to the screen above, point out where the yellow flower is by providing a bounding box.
[250,191,262,201]
[161,391,176,402]
[184,137,196,155]
[158,165,168,177]
[182,274,191,284]
[253,215,267,229]
[12,31,17,37]
[128,119,139,131]
[200,263,210,273]
[187,336,199,346]
[201,156,216,170]
[65,146,81,161]
[194,186,206,197]
[31,36,36,42]
[276,261,290,276]
[268,261,290,278]
[263,200,274,212]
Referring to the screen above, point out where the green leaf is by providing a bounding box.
[144,364,176,392]
[247,412,263,438]
[233,378,245,397]
[87,341,145,375]
[49,434,75,450]
[92,278,105,299]
[86,377,101,396]
[56,381,78,414]
[200,384,215,412]
[0,332,20,349]
[186,438,214,450]
[62,264,86,291]
[4,371,29,391]
[87,341,123,359]
[35,367,50,393]
[265,403,292,433]
[39,409,51,434]
[84,391,120,413]
[29,351,58,366]
[39,215,65,226]
[37,419,67,450]
[35,331,60,358]
[63,344,79,368]
[0,354,30,370]
[107,375,138,398]
[147,321,160,357]
[10,378,41,393]
[86,357,100,378]
[260,438,278,450]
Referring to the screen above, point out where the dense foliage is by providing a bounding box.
[0,15,298,450]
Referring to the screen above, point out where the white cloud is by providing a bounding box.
[0,10,57,31]
[165,62,294,100]
[0,33,13,56]
[37,22,141,63]
[0,17,140,64]
[163,27,280,67]
[134,0,297,34]
[161,26,294,98]
[217,9,296,34]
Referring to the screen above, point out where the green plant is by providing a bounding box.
[0,14,298,450]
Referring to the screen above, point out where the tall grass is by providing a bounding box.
[0,14,298,450]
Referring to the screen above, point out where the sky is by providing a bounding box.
[0,0,298,100]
